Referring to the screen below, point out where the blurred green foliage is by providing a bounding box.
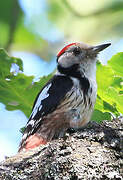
[0,0,22,49]
[0,49,122,121]
[0,0,123,58]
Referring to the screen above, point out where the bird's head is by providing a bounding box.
[57,42,111,78]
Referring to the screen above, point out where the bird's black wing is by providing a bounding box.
[30,75,73,119]
[22,75,73,140]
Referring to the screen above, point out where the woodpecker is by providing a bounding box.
[19,42,111,152]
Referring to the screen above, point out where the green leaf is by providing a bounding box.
[94,95,118,115]
[111,76,123,91]
[95,53,123,119]
[0,49,52,117]
[104,87,123,114]
[96,62,114,94]
[91,109,111,123]
[0,48,23,77]
[108,52,123,77]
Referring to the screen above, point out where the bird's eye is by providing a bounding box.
[73,47,81,55]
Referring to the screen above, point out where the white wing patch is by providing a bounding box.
[31,83,52,118]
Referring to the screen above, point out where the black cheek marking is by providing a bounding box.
[58,64,90,96]
[57,64,80,78]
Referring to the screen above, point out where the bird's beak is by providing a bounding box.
[92,43,111,53]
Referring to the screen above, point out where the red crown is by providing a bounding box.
[57,43,76,57]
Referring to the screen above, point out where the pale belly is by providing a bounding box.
[60,84,97,129]
[69,105,94,128]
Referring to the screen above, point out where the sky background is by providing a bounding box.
[0,0,123,161]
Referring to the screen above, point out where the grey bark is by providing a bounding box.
[0,118,123,180]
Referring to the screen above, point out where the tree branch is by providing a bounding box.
[0,117,123,179]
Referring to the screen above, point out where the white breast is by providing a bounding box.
[69,77,97,128]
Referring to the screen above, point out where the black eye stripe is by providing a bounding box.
[73,47,81,55]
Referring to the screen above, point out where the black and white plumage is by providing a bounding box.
[19,42,111,151]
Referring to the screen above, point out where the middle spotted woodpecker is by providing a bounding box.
[19,42,111,151]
